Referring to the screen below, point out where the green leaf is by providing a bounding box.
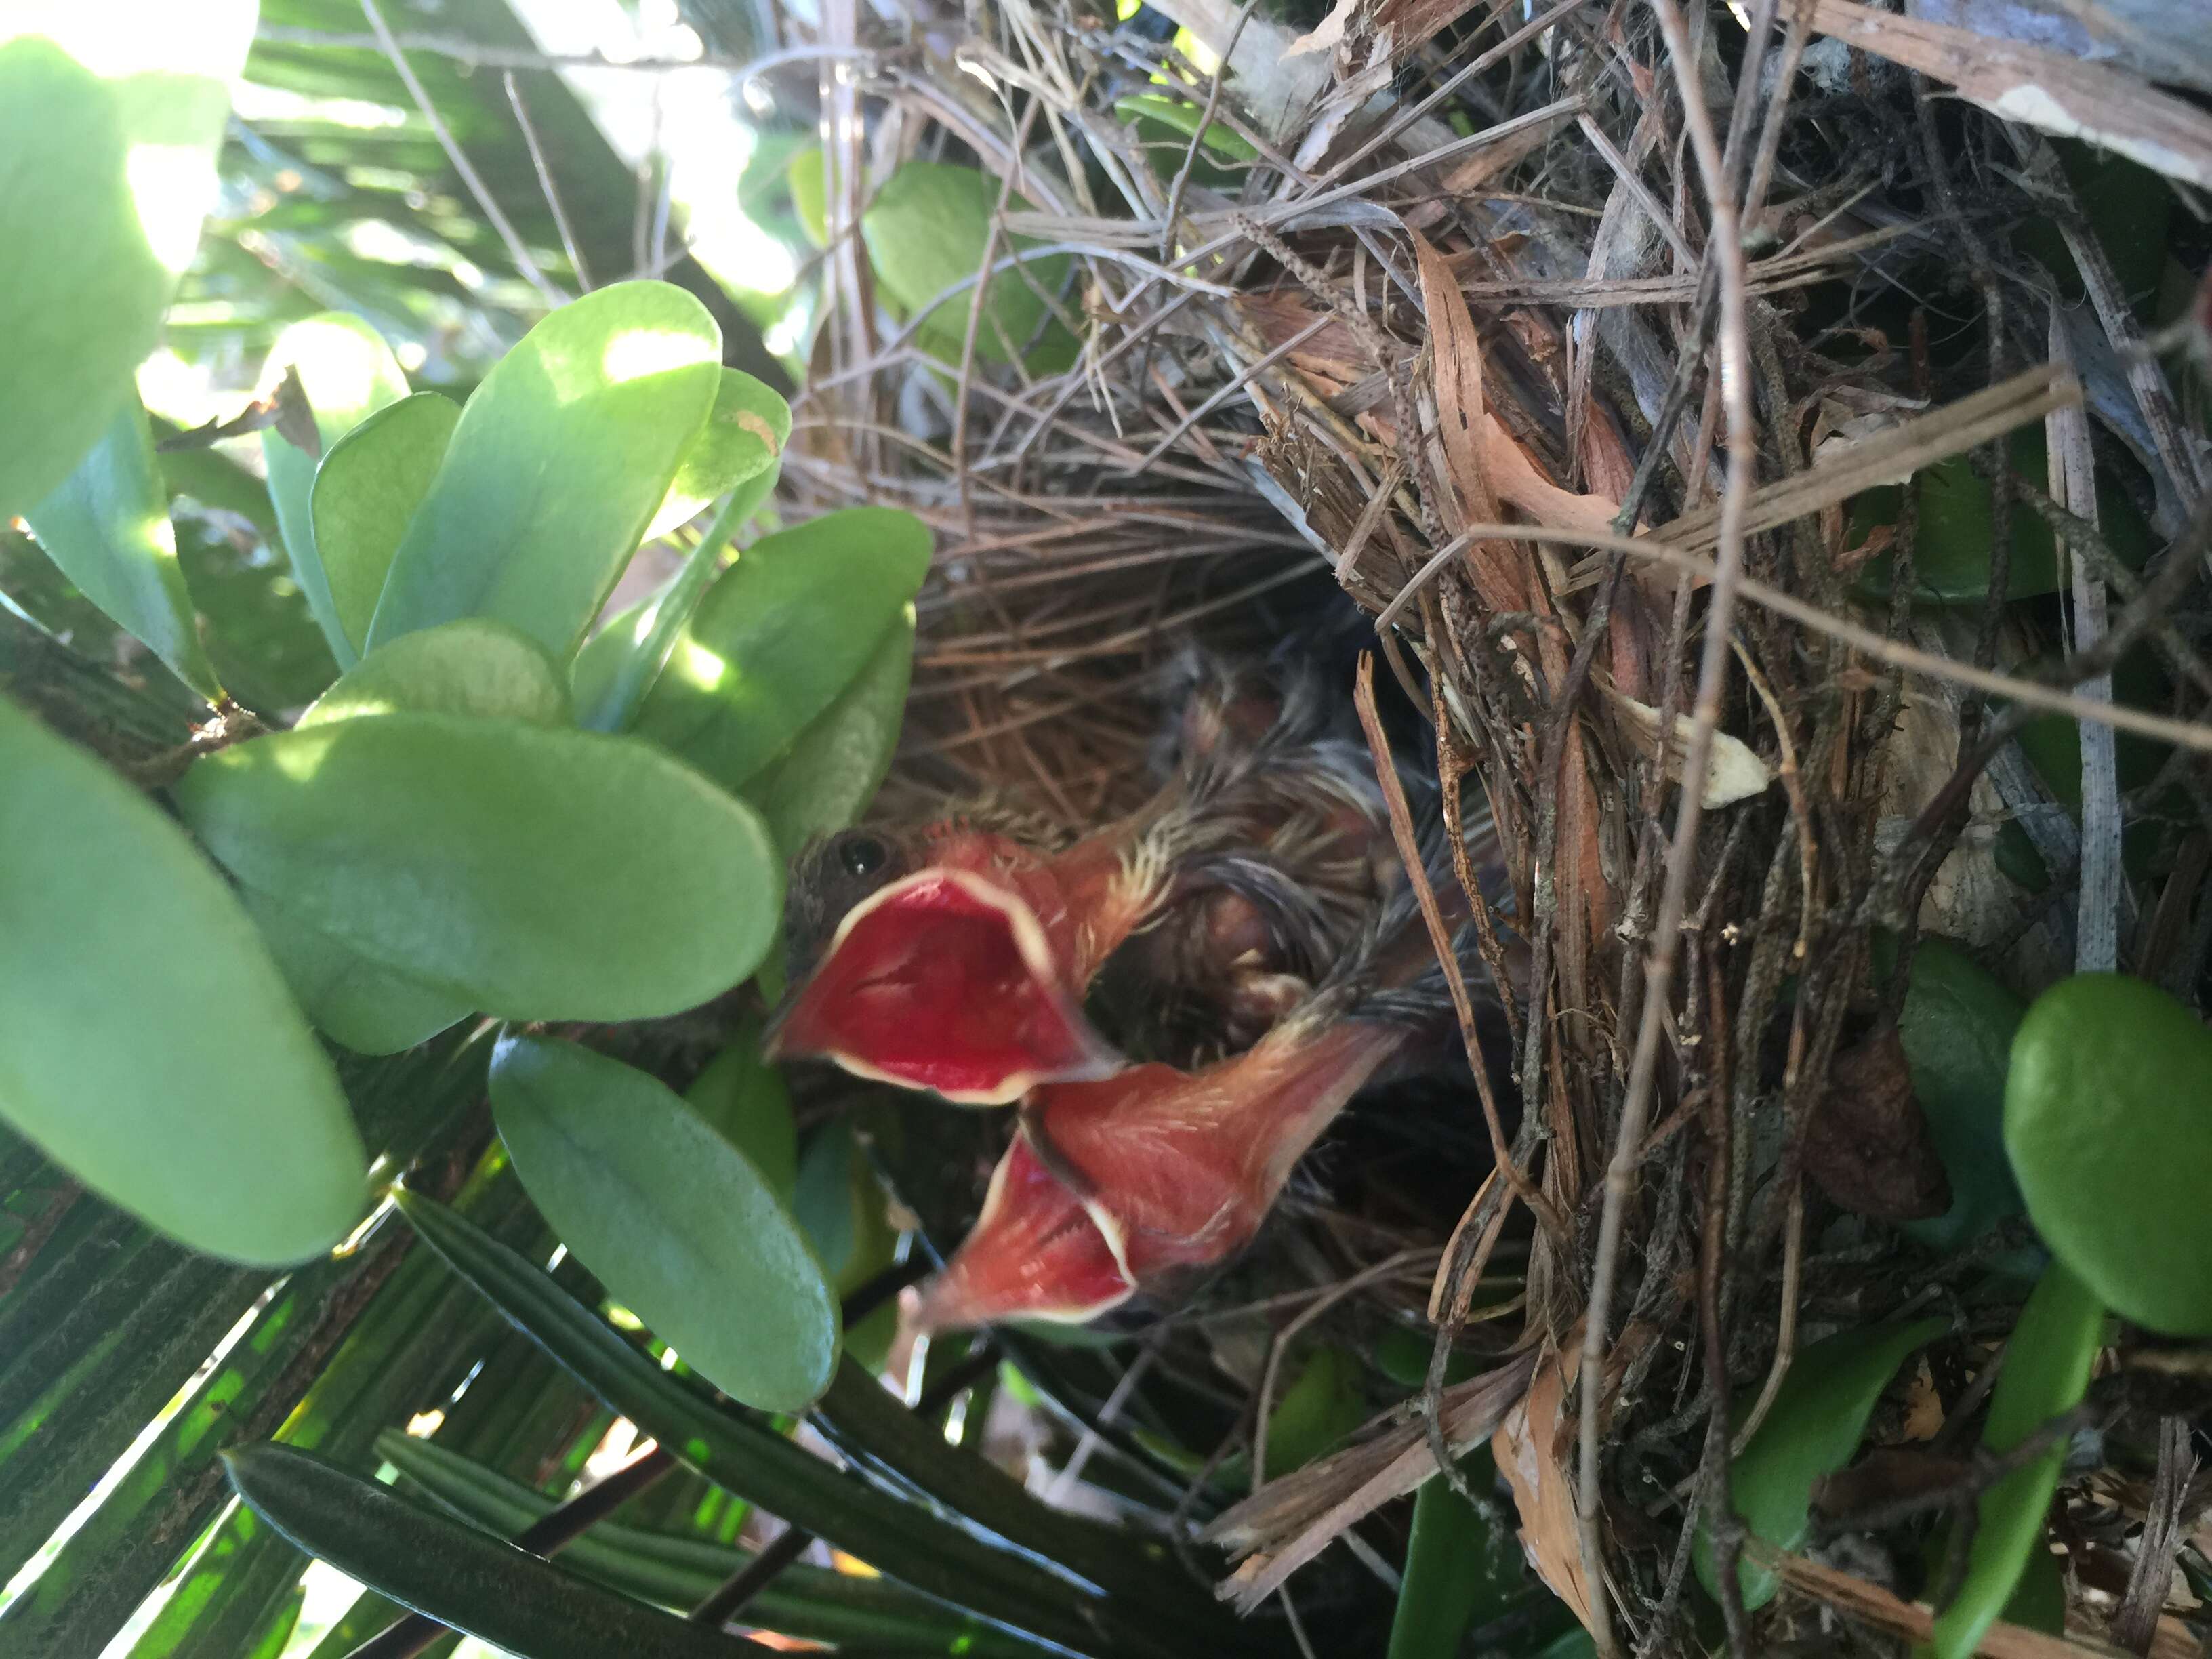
[220,1443,764,1659]
[1372,1326,1484,1391]
[1387,1450,1526,1659]
[575,470,778,737]
[309,391,460,657]
[0,8,252,519]
[173,514,339,716]
[0,1234,258,1604]
[787,149,828,248]
[571,594,651,714]
[2010,646,2171,820]
[1258,1347,1364,1478]
[375,1429,1050,1655]
[859,161,1075,369]
[239,890,470,1058]
[1929,1262,2103,1659]
[810,1358,1199,1624]
[1916,1525,2066,1659]
[0,1042,489,1649]
[2003,973,2212,1335]
[743,617,912,856]
[390,1187,1133,1656]
[1851,427,2150,611]
[299,618,572,729]
[0,696,363,1265]
[246,620,575,1052]
[684,1031,798,1201]
[154,430,281,542]
[792,1120,901,1374]
[175,712,780,1021]
[1113,94,1261,160]
[644,369,790,542]
[490,1035,838,1413]
[1696,1318,1945,1610]
[258,313,413,668]
[636,508,930,792]
[24,391,221,699]
[1896,940,2029,1252]
[366,282,722,663]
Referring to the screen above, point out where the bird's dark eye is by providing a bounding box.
[838,834,888,878]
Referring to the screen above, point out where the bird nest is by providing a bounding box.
[768,0,2212,1649]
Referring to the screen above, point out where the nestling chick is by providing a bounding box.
[767,657,1406,1101]
[913,880,1486,1331]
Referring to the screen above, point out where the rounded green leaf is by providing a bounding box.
[636,508,930,793]
[366,282,723,664]
[860,161,1075,369]
[1930,1262,2103,1659]
[1696,1318,1945,1610]
[299,618,571,730]
[685,1031,799,1202]
[0,7,252,518]
[310,392,461,657]
[24,390,220,699]
[491,1035,838,1413]
[0,696,364,1265]
[241,890,469,1058]
[644,369,791,543]
[1897,939,2029,1252]
[259,313,413,668]
[0,43,166,521]
[176,713,781,1022]
[259,619,575,1051]
[2003,972,2212,1334]
[743,616,913,855]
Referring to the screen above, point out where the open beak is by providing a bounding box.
[917,1022,1411,1330]
[765,867,1121,1106]
[913,1133,1135,1331]
[1027,1023,1412,1281]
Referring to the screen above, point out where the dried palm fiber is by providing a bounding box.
[758,0,2212,1648]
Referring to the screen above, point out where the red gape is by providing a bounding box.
[766,822,1160,1105]
[914,1018,1409,1332]
[914,1135,1136,1329]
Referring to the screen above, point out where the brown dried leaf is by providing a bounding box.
[1410,230,1524,610]
[1812,1446,1969,1520]
[1604,687,1776,808]
[1237,290,1368,386]
[1492,1341,1595,1634]
[1802,1025,1952,1223]
[1763,1547,2196,1658]
[1435,110,1564,196]
[1206,1349,1538,1610]
[1479,416,1627,538]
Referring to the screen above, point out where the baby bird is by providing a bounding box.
[912,887,1477,1331]
[766,657,1401,1103]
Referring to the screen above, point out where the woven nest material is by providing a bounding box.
[764,0,2212,1647]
